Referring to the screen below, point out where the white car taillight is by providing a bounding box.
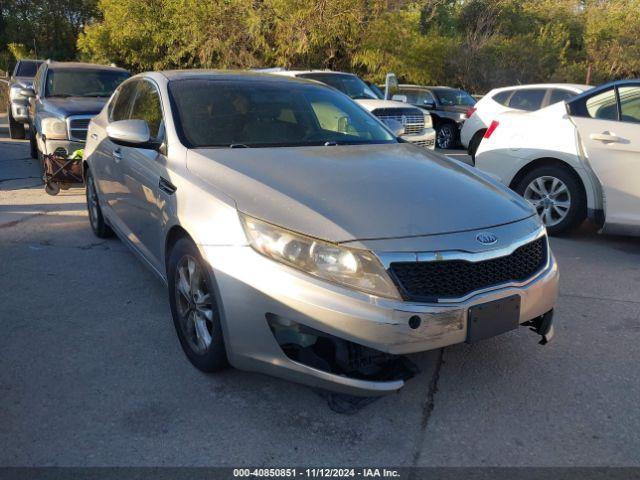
[465,107,477,118]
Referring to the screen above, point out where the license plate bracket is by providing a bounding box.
[467,295,521,343]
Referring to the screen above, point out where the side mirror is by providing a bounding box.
[20,87,35,98]
[381,118,404,137]
[423,99,436,109]
[107,119,159,149]
[392,94,408,103]
[384,73,399,100]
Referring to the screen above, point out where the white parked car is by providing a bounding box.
[270,70,436,149]
[475,80,640,236]
[461,84,591,160]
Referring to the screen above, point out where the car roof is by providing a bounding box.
[488,83,591,95]
[264,69,357,78]
[45,61,128,73]
[566,79,640,103]
[158,69,328,85]
[399,84,464,90]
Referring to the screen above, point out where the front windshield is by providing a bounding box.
[398,90,434,105]
[45,69,130,98]
[433,89,476,107]
[168,79,396,148]
[16,61,42,77]
[298,73,379,100]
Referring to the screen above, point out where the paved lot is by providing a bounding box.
[1,122,639,467]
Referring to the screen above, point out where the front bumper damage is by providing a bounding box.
[200,226,559,397]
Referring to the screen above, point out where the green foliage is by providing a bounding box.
[3,0,640,92]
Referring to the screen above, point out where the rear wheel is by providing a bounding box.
[167,238,228,373]
[514,165,586,235]
[85,169,114,238]
[468,129,485,162]
[436,122,457,149]
[8,109,26,139]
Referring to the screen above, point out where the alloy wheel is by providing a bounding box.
[437,125,454,149]
[174,255,215,354]
[86,175,100,230]
[524,175,572,228]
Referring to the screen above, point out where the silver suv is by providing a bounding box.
[22,61,129,160]
[6,59,43,139]
[84,71,558,396]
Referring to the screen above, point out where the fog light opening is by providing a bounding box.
[265,313,419,382]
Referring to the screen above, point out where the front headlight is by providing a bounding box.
[9,85,25,101]
[41,117,68,140]
[240,214,401,300]
[423,112,433,128]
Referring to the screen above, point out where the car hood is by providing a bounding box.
[12,76,34,88]
[44,96,108,117]
[187,143,535,243]
[355,99,416,112]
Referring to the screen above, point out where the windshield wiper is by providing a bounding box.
[48,94,72,98]
[323,141,338,146]
[230,143,251,148]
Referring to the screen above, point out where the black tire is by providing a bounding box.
[45,181,60,196]
[514,164,587,235]
[85,169,114,238]
[468,129,485,162]
[436,122,458,149]
[8,109,26,139]
[29,126,38,159]
[167,237,228,372]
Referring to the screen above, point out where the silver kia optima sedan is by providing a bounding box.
[83,71,558,396]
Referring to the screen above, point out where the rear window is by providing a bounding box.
[15,60,42,77]
[508,89,546,111]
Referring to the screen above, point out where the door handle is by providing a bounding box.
[590,132,623,143]
[112,148,122,162]
[159,177,177,195]
[90,133,98,140]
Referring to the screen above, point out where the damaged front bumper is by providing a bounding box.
[201,235,559,397]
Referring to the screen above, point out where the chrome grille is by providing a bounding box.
[411,139,435,148]
[66,116,94,142]
[371,107,425,135]
[389,237,548,302]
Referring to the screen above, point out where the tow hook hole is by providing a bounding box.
[409,315,421,330]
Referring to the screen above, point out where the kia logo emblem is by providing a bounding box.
[476,232,498,245]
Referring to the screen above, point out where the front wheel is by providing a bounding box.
[436,123,457,149]
[167,238,228,373]
[29,126,38,159]
[85,169,114,238]
[514,165,586,235]
[8,109,26,139]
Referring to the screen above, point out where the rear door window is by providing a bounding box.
[618,86,640,124]
[508,89,546,111]
[568,87,618,120]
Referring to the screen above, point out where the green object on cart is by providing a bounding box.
[69,149,84,160]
